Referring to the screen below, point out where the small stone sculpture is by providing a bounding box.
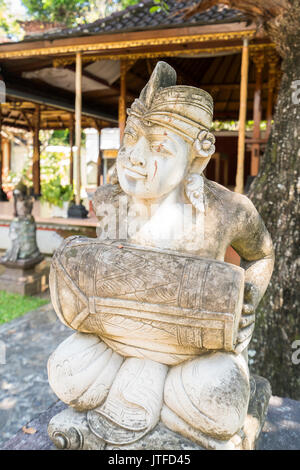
[1,189,42,267]
[47,62,274,450]
[0,187,47,295]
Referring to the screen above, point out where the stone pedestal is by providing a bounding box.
[0,258,49,295]
[47,375,271,451]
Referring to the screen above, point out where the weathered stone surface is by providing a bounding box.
[0,191,41,265]
[2,390,300,450]
[0,260,49,296]
[50,239,244,358]
[46,374,270,451]
[0,190,47,295]
[47,61,275,449]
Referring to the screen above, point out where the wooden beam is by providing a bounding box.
[250,51,264,176]
[21,109,34,131]
[32,103,41,195]
[0,23,258,59]
[82,68,137,101]
[81,69,115,91]
[119,59,127,142]
[75,52,82,206]
[235,38,249,194]
[5,80,117,123]
[97,131,102,187]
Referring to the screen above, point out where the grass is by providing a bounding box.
[0,290,49,325]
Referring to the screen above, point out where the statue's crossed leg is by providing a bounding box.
[48,332,251,450]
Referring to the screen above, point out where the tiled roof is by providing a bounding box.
[21,0,247,42]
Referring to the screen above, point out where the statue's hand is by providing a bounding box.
[235,283,260,354]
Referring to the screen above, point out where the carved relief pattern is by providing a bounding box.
[50,237,244,362]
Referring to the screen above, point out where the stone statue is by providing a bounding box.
[47,62,274,450]
[1,189,42,267]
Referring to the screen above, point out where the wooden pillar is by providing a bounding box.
[250,51,264,176]
[0,103,3,189]
[97,131,102,186]
[3,139,11,179]
[33,104,41,196]
[235,38,249,194]
[266,51,279,139]
[75,52,82,205]
[0,104,3,188]
[119,60,127,142]
[69,114,74,186]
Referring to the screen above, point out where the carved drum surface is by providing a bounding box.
[50,236,244,365]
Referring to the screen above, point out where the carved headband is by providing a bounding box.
[127,98,215,159]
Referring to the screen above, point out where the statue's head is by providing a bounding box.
[13,189,33,218]
[117,61,215,200]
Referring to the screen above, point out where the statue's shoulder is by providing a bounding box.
[92,183,125,213]
[204,178,257,218]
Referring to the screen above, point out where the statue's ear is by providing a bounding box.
[190,156,211,175]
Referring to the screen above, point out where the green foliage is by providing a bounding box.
[41,175,73,207]
[108,0,169,14]
[48,129,70,146]
[149,0,169,14]
[40,150,70,185]
[0,0,168,39]
[21,0,90,26]
[212,120,268,132]
[40,150,73,206]
[0,290,48,324]
[0,0,23,39]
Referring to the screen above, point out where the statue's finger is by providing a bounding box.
[239,314,255,328]
[234,336,252,354]
[236,323,255,344]
[242,303,255,315]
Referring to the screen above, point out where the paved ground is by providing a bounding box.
[0,302,71,446]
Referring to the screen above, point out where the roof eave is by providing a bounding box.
[0,22,259,60]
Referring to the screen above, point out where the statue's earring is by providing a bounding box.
[184,173,205,213]
[193,130,215,159]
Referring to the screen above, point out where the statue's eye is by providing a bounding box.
[150,143,171,155]
[123,132,137,146]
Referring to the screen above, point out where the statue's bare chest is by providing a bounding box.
[128,201,233,261]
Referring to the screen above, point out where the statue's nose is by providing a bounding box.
[129,138,147,168]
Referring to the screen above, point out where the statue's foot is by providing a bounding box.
[87,357,168,446]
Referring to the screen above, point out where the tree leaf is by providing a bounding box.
[22,426,37,435]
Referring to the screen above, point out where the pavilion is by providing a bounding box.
[0,0,280,203]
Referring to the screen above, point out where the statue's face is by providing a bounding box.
[117,123,190,200]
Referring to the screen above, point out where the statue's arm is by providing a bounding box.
[230,195,275,353]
